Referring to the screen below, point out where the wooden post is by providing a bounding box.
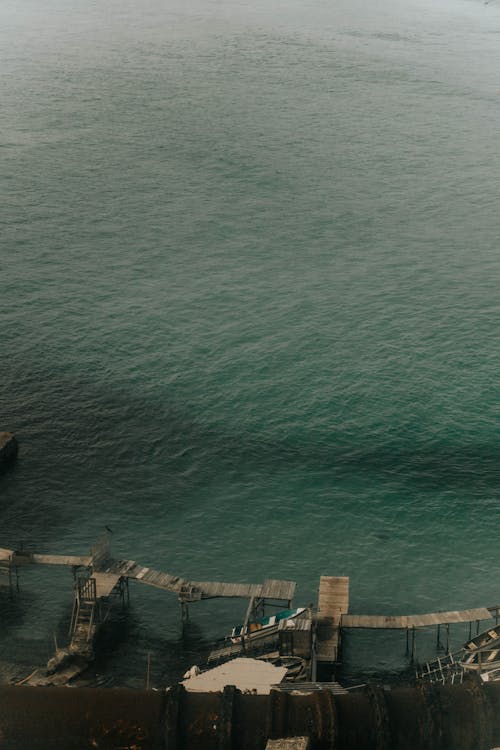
[411,627,416,663]
[446,623,450,654]
[7,558,13,600]
[146,652,151,690]
[311,642,317,682]
[180,600,189,624]
[242,596,255,646]
[469,621,472,640]
[243,597,255,628]
[437,624,441,649]
[406,628,409,655]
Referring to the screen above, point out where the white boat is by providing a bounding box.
[230,607,307,643]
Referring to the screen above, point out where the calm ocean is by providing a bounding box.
[2,0,500,687]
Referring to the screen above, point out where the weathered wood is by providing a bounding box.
[317,576,349,621]
[342,608,493,629]
[208,642,245,663]
[93,572,121,599]
[121,562,295,603]
[261,579,297,602]
[266,738,310,750]
[30,554,91,567]
[316,576,350,663]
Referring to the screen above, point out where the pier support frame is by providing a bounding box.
[180,600,189,625]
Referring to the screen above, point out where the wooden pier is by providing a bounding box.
[341,608,492,629]
[341,606,494,663]
[1,537,296,683]
[3,536,500,686]
[314,575,350,672]
[0,539,295,607]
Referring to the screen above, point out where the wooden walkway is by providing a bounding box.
[4,536,500,684]
[1,539,297,682]
[108,560,295,603]
[315,576,350,664]
[32,553,92,567]
[341,607,493,629]
[93,572,122,599]
[1,543,295,604]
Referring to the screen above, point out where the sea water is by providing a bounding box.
[2,0,500,687]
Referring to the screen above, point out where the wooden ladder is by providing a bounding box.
[70,576,98,642]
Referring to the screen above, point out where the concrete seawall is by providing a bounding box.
[0,679,499,749]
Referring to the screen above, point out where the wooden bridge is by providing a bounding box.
[311,577,495,674]
[0,539,296,604]
[2,539,498,684]
[0,537,296,683]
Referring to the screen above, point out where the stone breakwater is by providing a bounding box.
[0,432,18,465]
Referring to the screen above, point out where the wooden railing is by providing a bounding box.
[90,534,110,570]
[78,576,96,603]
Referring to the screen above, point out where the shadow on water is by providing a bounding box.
[2,367,499,685]
[78,608,212,689]
[0,460,18,479]
[0,591,30,636]
[1,367,499,509]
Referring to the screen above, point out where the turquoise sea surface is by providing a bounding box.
[2,0,500,686]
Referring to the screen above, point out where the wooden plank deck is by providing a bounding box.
[318,576,349,621]
[193,581,269,600]
[123,563,193,593]
[1,544,296,605]
[316,576,350,664]
[260,579,296,602]
[115,560,295,602]
[342,607,493,629]
[30,554,92,567]
[93,572,121,599]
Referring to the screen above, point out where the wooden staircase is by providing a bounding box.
[69,575,98,649]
